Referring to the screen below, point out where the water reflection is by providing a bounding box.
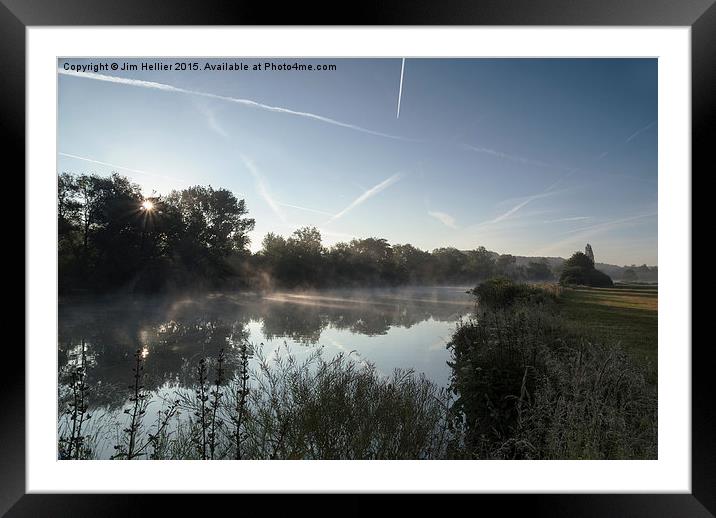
[58,287,474,409]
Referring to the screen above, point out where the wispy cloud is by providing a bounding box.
[428,210,458,229]
[462,143,574,172]
[278,202,333,217]
[196,104,229,138]
[625,120,657,143]
[532,212,656,256]
[488,190,559,224]
[328,173,403,223]
[561,212,656,236]
[240,155,286,222]
[58,152,186,184]
[592,120,658,161]
[543,216,592,223]
[59,69,414,142]
[490,198,533,224]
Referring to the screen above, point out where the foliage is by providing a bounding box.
[526,260,553,280]
[584,243,595,263]
[559,251,614,287]
[58,340,92,459]
[560,265,614,287]
[63,345,453,460]
[243,346,452,459]
[59,172,573,292]
[58,172,255,293]
[470,278,557,310]
[446,299,656,459]
[564,251,594,269]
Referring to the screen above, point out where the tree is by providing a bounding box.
[464,246,496,281]
[495,254,517,278]
[349,238,397,285]
[564,251,594,270]
[560,251,613,287]
[392,244,433,284]
[432,247,469,283]
[58,173,256,293]
[526,260,553,281]
[168,186,255,258]
[285,227,325,287]
[585,243,595,264]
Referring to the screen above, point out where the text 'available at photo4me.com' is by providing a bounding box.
[61,60,339,74]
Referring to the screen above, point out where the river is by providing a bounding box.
[58,286,475,457]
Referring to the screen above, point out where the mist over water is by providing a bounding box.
[59,286,474,412]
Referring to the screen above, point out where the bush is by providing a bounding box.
[470,278,557,310]
[560,266,614,287]
[446,308,656,459]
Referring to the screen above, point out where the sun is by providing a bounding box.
[141,200,155,211]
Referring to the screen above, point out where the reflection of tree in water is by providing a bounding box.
[59,297,253,408]
[58,288,472,408]
[259,302,327,344]
[259,289,473,343]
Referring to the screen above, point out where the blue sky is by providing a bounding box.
[58,58,657,265]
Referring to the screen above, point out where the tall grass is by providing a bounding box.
[58,340,92,459]
[446,297,657,459]
[62,343,453,460]
[242,346,451,459]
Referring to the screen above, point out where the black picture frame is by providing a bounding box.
[5,0,708,515]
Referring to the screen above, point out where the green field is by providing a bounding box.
[559,284,658,372]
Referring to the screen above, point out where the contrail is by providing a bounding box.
[625,120,657,143]
[469,187,566,230]
[532,212,656,256]
[278,202,333,217]
[240,155,286,222]
[59,68,415,142]
[489,189,567,224]
[461,143,575,172]
[58,152,186,184]
[328,173,403,223]
[543,216,592,223]
[490,198,533,224]
[396,58,405,119]
[562,212,657,235]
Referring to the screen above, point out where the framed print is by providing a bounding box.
[6,0,710,515]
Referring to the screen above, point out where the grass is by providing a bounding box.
[447,292,657,459]
[559,285,657,371]
[59,344,453,460]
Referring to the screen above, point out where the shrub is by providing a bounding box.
[446,308,656,459]
[560,266,614,287]
[559,251,614,287]
[470,278,557,310]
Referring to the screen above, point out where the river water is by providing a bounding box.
[58,286,475,456]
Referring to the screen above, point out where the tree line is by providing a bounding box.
[59,172,254,293]
[58,172,558,294]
